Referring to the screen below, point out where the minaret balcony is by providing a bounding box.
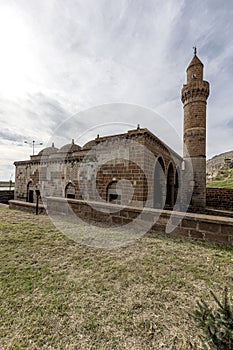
[181,80,209,103]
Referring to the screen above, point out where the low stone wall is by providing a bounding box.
[45,197,233,245]
[9,197,233,245]
[9,200,46,214]
[0,190,14,204]
[206,188,233,211]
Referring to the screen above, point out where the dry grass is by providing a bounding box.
[0,207,233,349]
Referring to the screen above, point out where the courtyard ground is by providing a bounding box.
[0,206,233,349]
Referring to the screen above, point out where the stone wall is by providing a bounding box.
[9,197,232,245]
[206,188,233,211]
[9,200,46,214]
[0,190,14,204]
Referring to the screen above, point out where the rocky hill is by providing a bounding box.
[206,150,233,188]
[207,150,233,175]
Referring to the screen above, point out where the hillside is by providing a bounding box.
[207,150,233,173]
[206,150,233,188]
[207,168,233,188]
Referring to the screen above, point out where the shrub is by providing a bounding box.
[193,287,233,349]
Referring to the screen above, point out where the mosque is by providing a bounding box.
[14,50,209,211]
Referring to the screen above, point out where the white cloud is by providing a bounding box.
[0,0,233,179]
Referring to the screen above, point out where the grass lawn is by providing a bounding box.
[0,207,233,349]
[207,179,233,188]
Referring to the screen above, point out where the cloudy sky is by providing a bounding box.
[0,0,233,180]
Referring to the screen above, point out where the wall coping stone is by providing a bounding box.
[45,196,233,226]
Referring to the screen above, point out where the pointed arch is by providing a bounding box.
[153,157,166,209]
[174,167,180,206]
[65,182,75,199]
[165,162,175,209]
[106,181,121,204]
[27,181,34,203]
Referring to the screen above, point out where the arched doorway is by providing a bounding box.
[65,182,76,199]
[165,163,175,209]
[107,181,121,204]
[153,157,166,209]
[174,167,180,205]
[27,181,34,203]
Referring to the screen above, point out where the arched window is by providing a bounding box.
[165,163,175,209]
[27,181,34,203]
[65,182,75,199]
[107,181,121,204]
[153,157,166,209]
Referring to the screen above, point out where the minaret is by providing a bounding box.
[181,48,210,208]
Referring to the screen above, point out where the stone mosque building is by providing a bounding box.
[14,51,209,211]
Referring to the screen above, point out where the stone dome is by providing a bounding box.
[59,140,81,153]
[82,139,96,150]
[38,143,58,156]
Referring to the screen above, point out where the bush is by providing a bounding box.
[193,287,233,349]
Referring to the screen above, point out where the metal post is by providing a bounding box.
[24,140,43,155]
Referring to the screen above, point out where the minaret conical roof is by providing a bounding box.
[187,54,203,70]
